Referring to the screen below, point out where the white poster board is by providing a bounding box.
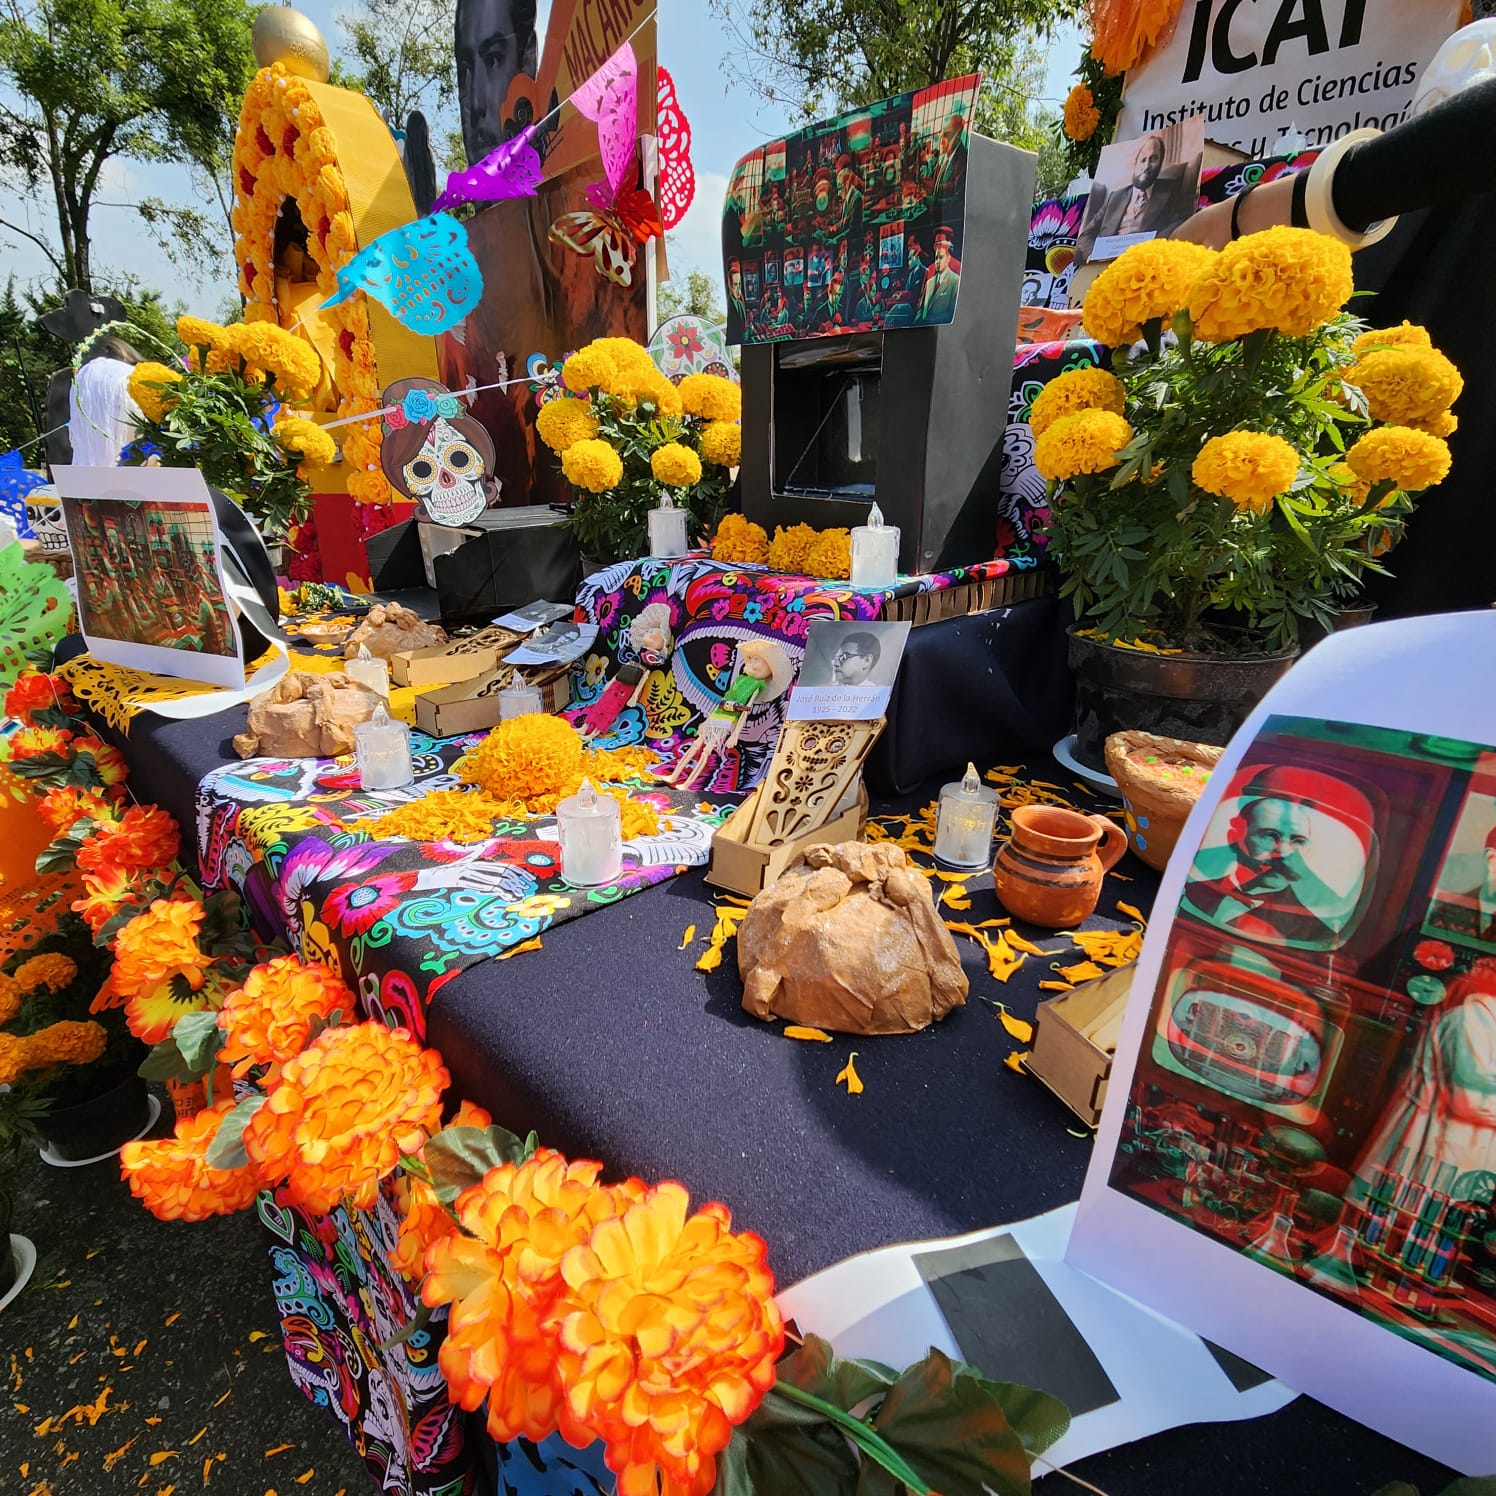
[1117,0,1464,162]
[1069,611,1496,1475]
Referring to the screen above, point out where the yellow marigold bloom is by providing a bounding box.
[1081,238,1218,346]
[561,438,624,493]
[646,376,684,417]
[243,1020,448,1214]
[699,420,741,468]
[1033,409,1134,482]
[535,397,599,453]
[127,362,183,423]
[1346,426,1452,493]
[1408,409,1458,439]
[650,441,703,488]
[121,1099,264,1222]
[218,955,353,1077]
[1063,83,1100,141]
[226,322,320,402]
[1329,461,1371,504]
[589,337,657,377]
[767,522,819,573]
[1192,431,1301,512]
[562,347,618,393]
[1350,321,1432,357]
[177,315,227,350]
[1346,347,1464,425]
[275,416,336,468]
[711,512,768,565]
[678,372,742,422]
[804,528,852,580]
[26,1019,107,1068]
[1187,227,1353,342]
[458,714,586,804]
[1029,367,1127,437]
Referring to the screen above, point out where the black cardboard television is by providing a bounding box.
[728,110,1036,575]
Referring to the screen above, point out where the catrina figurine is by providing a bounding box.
[380,376,499,525]
[658,637,793,788]
[577,603,673,741]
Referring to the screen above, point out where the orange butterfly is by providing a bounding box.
[549,186,663,288]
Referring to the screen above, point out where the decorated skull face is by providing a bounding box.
[1412,19,1496,115]
[403,417,488,525]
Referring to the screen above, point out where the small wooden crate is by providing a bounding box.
[1023,965,1134,1128]
[391,640,500,687]
[706,783,868,897]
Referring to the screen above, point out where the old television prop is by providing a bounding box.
[725,76,1036,573]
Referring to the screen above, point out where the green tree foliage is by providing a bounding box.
[339,0,458,128]
[710,0,1081,122]
[972,36,1068,198]
[0,0,257,291]
[657,265,727,328]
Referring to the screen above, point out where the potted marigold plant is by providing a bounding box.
[124,314,337,547]
[536,337,741,565]
[1037,229,1459,770]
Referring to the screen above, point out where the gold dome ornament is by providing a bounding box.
[251,4,331,82]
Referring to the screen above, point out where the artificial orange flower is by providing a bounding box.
[6,725,72,760]
[68,737,129,792]
[124,970,226,1047]
[72,864,141,935]
[4,671,57,722]
[37,786,117,837]
[392,1095,496,1282]
[120,1099,264,1221]
[243,1021,447,1214]
[112,899,217,1043]
[218,955,353,1077]
[75,805,180,875]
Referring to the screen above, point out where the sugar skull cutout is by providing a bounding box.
[380,377,498,525]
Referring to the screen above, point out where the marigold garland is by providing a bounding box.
[1187,228,1353,342]
[1346,426,1453,493]
[1081,239,1218,346]
[1029,367,1127,437]
[121,1099,263,1222]
[1063,83,1101,141]
[1034,409,1134,481]
[1192,431,1301,512]
[710,512,768,565]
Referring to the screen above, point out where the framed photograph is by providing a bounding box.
[1073,116,1206,269]
[56,465,252,690]
[787,619,911,721]
[1422,759,1496,953]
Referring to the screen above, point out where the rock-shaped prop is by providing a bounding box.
[343,603,447,660]
[738,842,968,1035]
[233,672,384,759]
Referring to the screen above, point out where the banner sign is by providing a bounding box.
[1117,0,1464,161]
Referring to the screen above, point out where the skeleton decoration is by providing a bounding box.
[380,377,499,525]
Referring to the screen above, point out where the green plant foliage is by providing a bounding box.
[1053,48,1124,182]
[419,1123,538,1207]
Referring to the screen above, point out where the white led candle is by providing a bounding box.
[499,681,545,720]
[648,493,690,558]
[849,502,901,589]
[934,762,999,869]
[344,643,390,698]
[353,702,413,790]
[556,778,622,887]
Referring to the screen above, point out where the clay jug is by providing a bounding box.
[992,805,1128,928]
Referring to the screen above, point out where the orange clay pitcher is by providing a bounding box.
[992,804,1128,928]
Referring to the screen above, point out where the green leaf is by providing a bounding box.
[379,1301,434,1352]
[138,1034,192,1083]
[203,1093,265,1171]
[720,1386,862,1496]
[947,1363,1071,1458]
[421,1124,537,1207]
[776,1334,898,1413]
[173,1009,224,1075]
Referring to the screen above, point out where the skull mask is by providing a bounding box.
[1412,19,1496,115]
[403,417,489,524]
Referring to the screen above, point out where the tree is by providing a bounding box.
[339,0,457,132]
[710,0,1082,122]
[657,264,726,328]
[0,0,257,291]
[972,36,1068,198]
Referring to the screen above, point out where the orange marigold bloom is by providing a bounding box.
[113,899,208,996]
[25,1019,107,1068]
[0,975,19,1025]
[218,955,353,1077]
[557,1182,784,1496]
[120,1099,263,1221]
[72,864,141,935]
[37,786,116,837]
[75,805,180,876]
[14,952,76,993]
[0,1031,29,1085]
[244,1021,448,1214]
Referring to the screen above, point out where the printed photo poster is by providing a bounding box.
[55,466,250,690]
[787,619,911,721]
[1117,0,1463,162]
[722,74,981,345]
[1069,611,1496,1474]
[1074,115,1205,269]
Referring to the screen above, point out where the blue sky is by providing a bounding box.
[0,1,1082,310]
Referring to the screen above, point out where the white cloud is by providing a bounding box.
[663,169,727,288]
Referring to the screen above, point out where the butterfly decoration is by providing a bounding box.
[526,352,572,406]
[656,67,696,230]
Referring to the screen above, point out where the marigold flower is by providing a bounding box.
[112,898,209,1000]
[37,786,116,837]
[651,441,703,489]
[1082,239,1218,346]
[75,804,180,876]
[804,528,852,580]
[218,955,353,1077]
[1063,83,1100,141]
[710,513,768,565]
[766,522,819,573]
[1346,426,1452,494]
[25,1019,107,1068]
[561,438,625,493]
[0,1031,26,1086]
[1345,347,1464,425]
[678,373,741,423]
[1029,367,1127,437]
[535,397,600,453]
[1408,409,1458,439]
[699,421,741,468]
[1192,431,1300,512]
[127,362,184,424]
[14,952,76,994]
[1187,227,1353,342]
[225,322,321,402]
[4,670,57,722]
[1033,409,1134,482]
[1350,321,1432,357]
[121,1099,263,1221]
[457,715,586,804]
[563,347,619,393]
[274,416,336,468]
[177,315,227,351]
[243,1020,448,1214]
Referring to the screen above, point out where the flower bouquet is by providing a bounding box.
[124,314,337,542]
[537,337,741,564]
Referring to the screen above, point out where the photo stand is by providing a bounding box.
[1023,964,1134,1129]
[707,718,883,897]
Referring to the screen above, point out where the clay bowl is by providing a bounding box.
[1104,730,1223,872]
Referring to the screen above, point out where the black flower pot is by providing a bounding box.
[37,1073,152,1163]
[1297,601,1377,653]
[1067,626,1298,773]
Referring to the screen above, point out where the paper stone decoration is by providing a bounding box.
[431,124,544,215]
[379,377,497,526]
[647,315,735,385]
[322,213,483,335]
[656,67,696,230]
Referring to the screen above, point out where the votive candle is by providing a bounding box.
[499,681,545,720]
[934,762,999,869]
[850,502,900,589]
[648,495,690,558]
[344,643,390,698]
[353,702,413,790]
[556,778,623,887]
